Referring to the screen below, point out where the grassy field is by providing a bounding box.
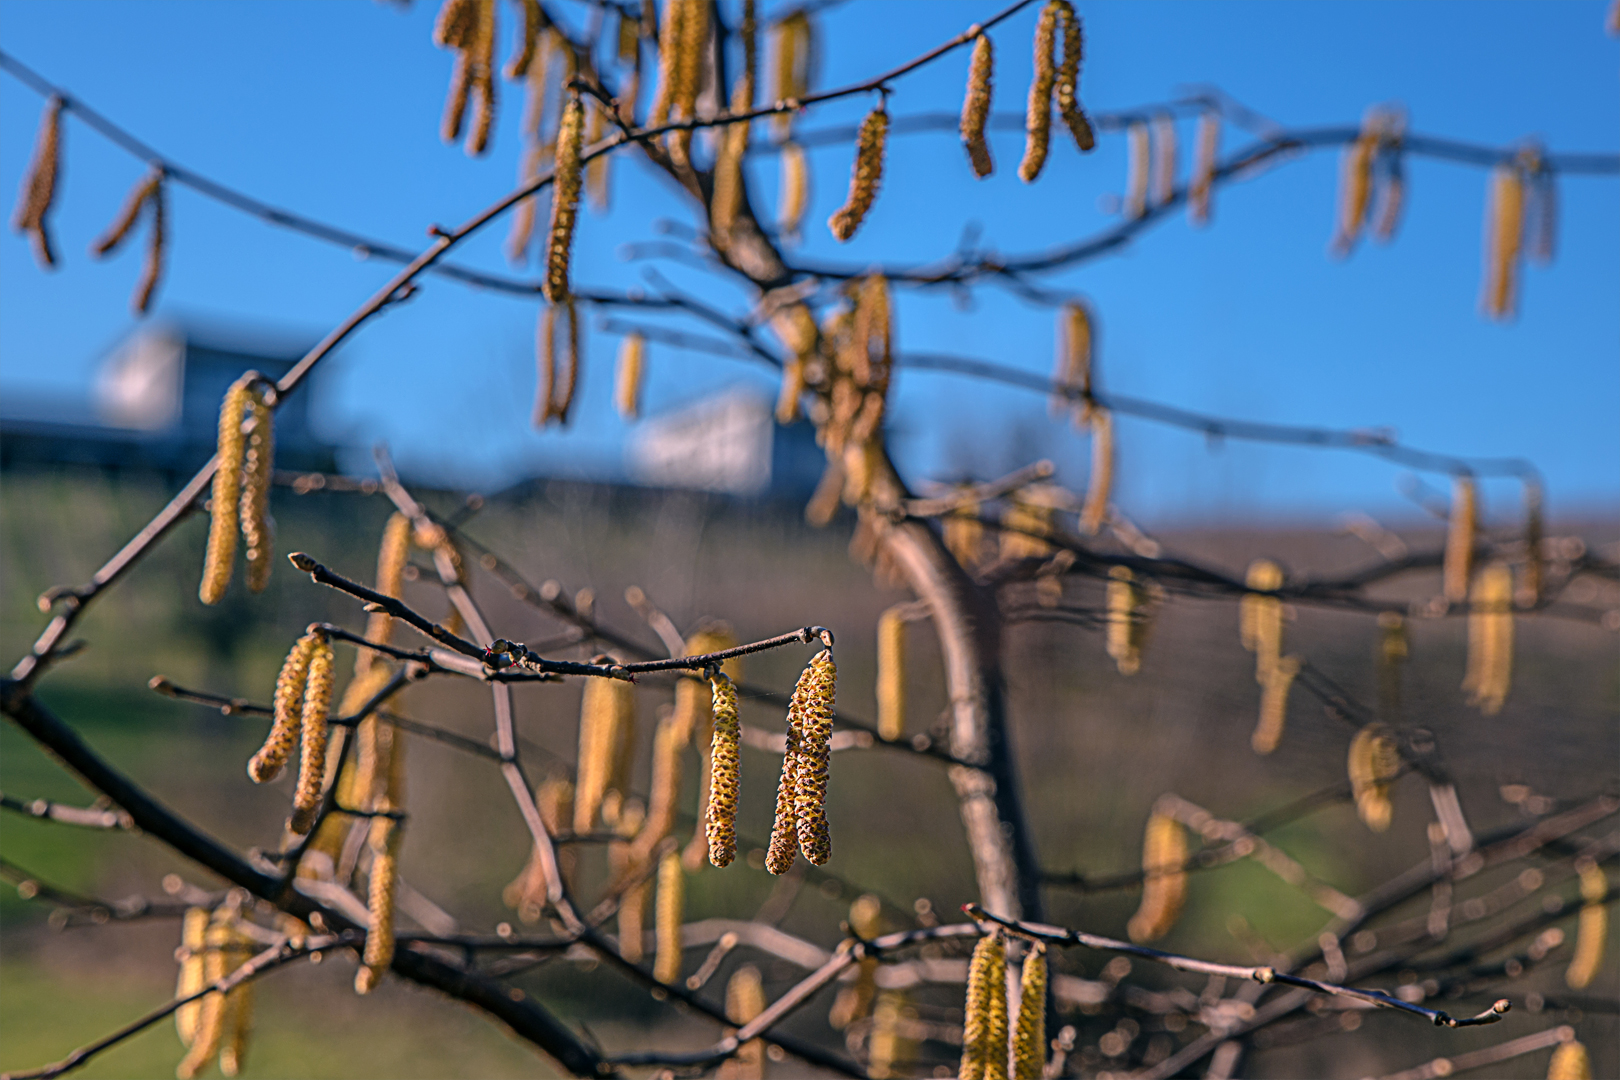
[2,467,1614,1078]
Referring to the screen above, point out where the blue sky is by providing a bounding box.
[1,0,1615,526]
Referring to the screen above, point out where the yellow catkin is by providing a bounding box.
[710,84,750,238]
[12,95,63,268]
[612,801,649,961]
[631,711,684,867]
[765,708,803,875]
[828,106,887,242]
[792,651,836,864]
[1188,110,1219,226]
[574,675,631,834]
[829,894,883,1029]
[1054,1,1094,153]
[769,9,812,141]
[720,965,767,1080]
[249,633,316,783]
[961,34,994,178]
[1124,120,1150,219]
[1333,119,1378,254]
[1000,488,1055,561]
[543,94,584,304]
[1252,654,1300,755]
[1482,159,1526,319]
[200,376,253,604]
[1018,4,1056,184]
[945,491,987,568]
[876,607,906,741]
[670,0,707,162]
[1051,301,1094,425]
[1348,723,1400,832]
[649,0,684,126]
[1462,561,1513,715]
[1150,113,1178,208]
[176,915,235,1079]
[434,0,478,50]
[1013,944,1047,1080]
[91,168,161,260]
[435,0,479,141]
[706,672,741,867]
[584,101,609,209]
[1519,480,1544,608]
[355,819,400,994]
[779,139,809,239]
[288,635,334,834]
[361,512,413,655]
[1106,565,1147,676]
[1079,407,1113,535]
[961,931,1008,1080]
[175,907,210,1046]
[239,388,274,593]
[867,991,910,1080]
[1565,859,1608,990]
[1241,558,1284,678]
[1128,811,1189,942]
[464,0,496,153]
[653,851,685,984]
[1548,1039,1593,1080]
[505,0,541,81]
[217,951,253,1078]
[615,332,645,420]
[1443,476,1478,604]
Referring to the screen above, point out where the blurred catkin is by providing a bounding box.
[960,931,1008,1080]
[876,607,906,741]
[1079,408,1113,535]
[1188,110,1219,226]
[653,852,686,985]
[615,332,645,420]
[1443,476,1477,603]
[1462,561,1513,715]
[1548,1039,1592,1080]
[1519,480,1544,608]
[778,139,809,240]
[1252,654,1300,755]
[961,34,994,178]
[721,965,767,1079]
[1150,113,1177,207]
[199,376,253,605]
[12,95,62,268]
[770,9,812,141]
[176,914,235,1078]
[91,168,161,260]
[574,674,634,834]
[1124,121,1149,219]
[1565,859,1607,990]
[1348,723,1400,832]
[1241,558,1284,678]
[1051,301,1094,425]
[175,908,210,1046]
[829,105,887,241]
[1106,565,1148,676]
[1482,157,1526,319]
[1128,810,1188,942]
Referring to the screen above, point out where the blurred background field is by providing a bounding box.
[2,468,1614,1078]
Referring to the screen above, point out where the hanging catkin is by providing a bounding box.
[706,672,741,867]
[1150,113,1178,208]
[464,0,497,155]
[199,376,253,605]
[12,95,63,268]
[1079,408,1113,535]
[1241,558,1284,679]
[792,650,836,864]
[1051,301,1094,425]
[574,674,633,834]
[1481,158,1525,319]
[828,105,887,241]
[960,931,1008,1080]
[1443,476,1477,604]
[533,298,581,426]
[961,34,994,178]
[249,632,316,783]
[130,173,167,315]
[1332,113,1379,254]
[1124,121,1150,219]
[1106,565,1148,676]
[175,907,210,1046]
[1462,561,1513,715]
[218,949,253,1078]
[1188,110,1219,226]
[1547,1039,1593,1080]
[354,817,400,994]
[867,991,911,1080]
[829,894,883,1029]
[239,388,274,594]
[1000,488,1054,561]
[653,851,685,983]
[1348,723,1400,832]
[1377,610,1408,718]
[615,332,646,420]
[543,93,585,303]
[770,9,813,140]
[176,913,236,1078]
[506,143,547,264]
[778,139,809,240]
[631,710,685,865]
[1012,944,1047,1080]
[649,0,684,127]
[611,800,649,960]
[505,0,542,80]
[504,776,575,921]
[1128,809,1188,942]
[1018,3,1056,183]
[945,494,987,569]
[1054,1,1094,153]
[1565,858,1608,990]
[723,965,768,1080]
[766,704,804,874]
[287,634,335,834]
[91,168,160,260]
[1252,654,1300,755]
[876,607,906,741]
[435,0,479,141]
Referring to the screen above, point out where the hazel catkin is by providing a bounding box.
[175,907,210,1046]
[1348,723,1401,832]
[249,632,317,783]
[1188,110,1219,226]
[1252,654,1301,755]
[574,674,635,834]
[12,95,62,268]
[876,607,906,741]
[288,634,335,834]
[200,376,255,605]
[1018,4,1056,183]
[543,93,585,304]
[616,331,646,420]
[1547,1038,1592,1080]
[1012,944,1047,1080]
[654,851,685,984]
[239,388,274,593]
[1481,157,1526,320]
[961,34,994,178]
[706,672,741,867]
[1079,408,1113,535]
[960,931,1008,1080]
[1443,476,1477,604]
[1053,1,1094,153]
[354,818,400,994]
[791,650,836,865]
[1128,809,1189,942]
[828,106,887,242]
[1462,561,1513,715]
[1564,859,1608,991]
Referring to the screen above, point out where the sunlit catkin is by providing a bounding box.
[1124,121,1150,219]
[574,674,631,834]
[961,34,994,178]
[1462,561,1513,715]
[653,851,685,983]
[779,139,809,239]
[200,376,253,604]
[1548,1039,1593,1080]
[1079,407,1114,535]
[960,931,1008,1080]
[1565,858,1608,990]
[1018,3,1056,183]
[175,907,210,1046]
[649,0,683,126]
[1241,558,1284,678]
[288,634,334,834]
[1252,653,1300,755]
[1054,2,1094,153]
[1188,110,1220,226]
[1348,723,1400,832]
[765,703,803,875]
[829,105,887,242]
[705,672,741,867]
[12,95,62,268]
[1482,159,1525,319]
[1128,810,1188,942]
[1150,113,1178,207]
[543,93,584,303]
[867,991,911,1080]
[1052,301,1094,425]
[722,965,767,1080]
[1106,565,1147,676]
[792,651,836,864]
[249,632,316,783]
[1013,944,1047,1080]
[355,818,400,994]
[829,894,883,1029]
[176,915,235,1079]
[1443,476,1477,604]
[877,607,906,741]
[239,388,274,593]
[770,9,812,141]
[615,332,645,420]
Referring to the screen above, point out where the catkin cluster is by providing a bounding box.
[1347,723,1401,832]
[1013,944,1047,1080]
[1019,0,1093,184]
[766,650,837,873]
[706,672,742,867]
[822,275,893,469]
[1462,561,1514,714]
[1128,808,1189,942]
[651,0,708,162]
[1331,106,1405,255]
[959,931,1008,1080]
[199,374,275,604]
[12,96,63,268]
[434,0,498,155]
[533,296,582,426]
[1565,858,1608,991]
[828,105,888,242]
[174,903,255,1079]
[999,484,1060,562]
[247,630,334,836]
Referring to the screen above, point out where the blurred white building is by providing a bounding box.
[626,388,824,499]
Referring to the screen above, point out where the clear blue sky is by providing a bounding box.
[1,1,1615,526]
